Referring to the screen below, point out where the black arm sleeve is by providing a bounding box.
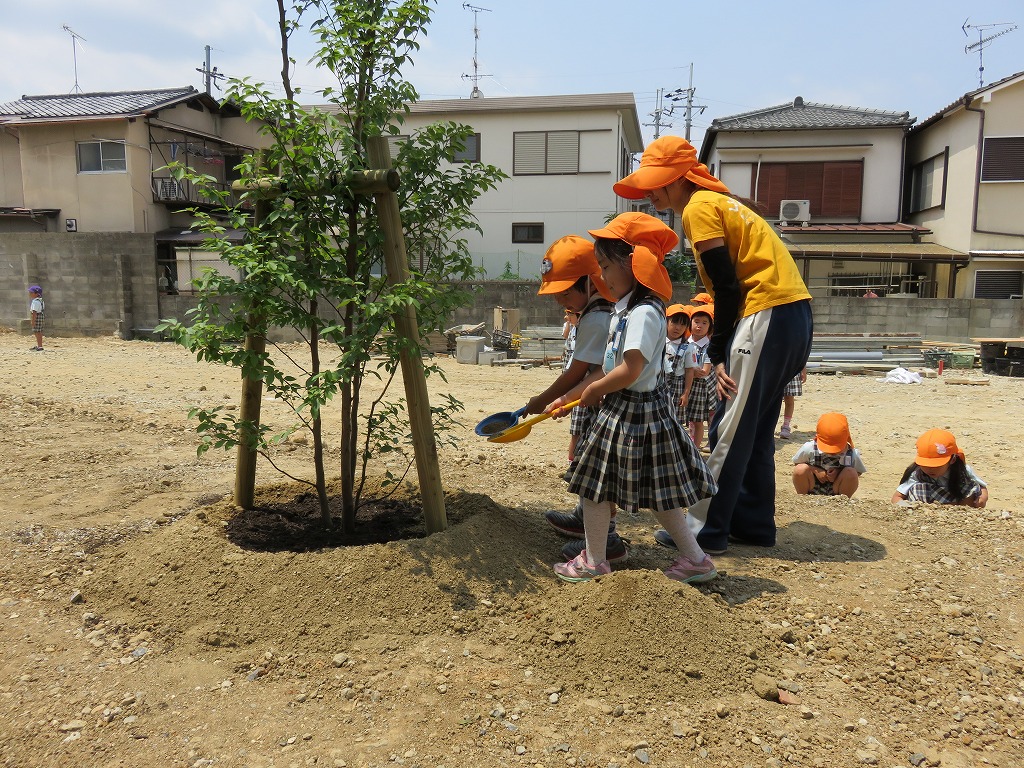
[699,245,741,367]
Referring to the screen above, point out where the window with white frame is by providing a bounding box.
[909,150,946,213]
[77,140,127,173]
[981,137,1024,182]
[513,131,580,175]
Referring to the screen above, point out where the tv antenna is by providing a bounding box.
[62,25,87,94]
[196,45,228,94]
[461,3,491,99]
[962,19,1017,88]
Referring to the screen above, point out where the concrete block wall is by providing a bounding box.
[0,233,159,337]
[810,297,1023,342]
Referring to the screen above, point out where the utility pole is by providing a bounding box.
[644,88,673,140]
[196,45,227,94]
[666,63,707,141]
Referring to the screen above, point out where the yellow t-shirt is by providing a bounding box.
[682,190,811,317]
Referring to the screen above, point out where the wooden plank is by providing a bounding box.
[942,376,991,386]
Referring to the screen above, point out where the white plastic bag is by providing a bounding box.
[877,366,922,384]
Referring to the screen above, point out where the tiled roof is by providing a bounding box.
[711,97,914,131]
[0,87,200,121]
[910,69,1024,133]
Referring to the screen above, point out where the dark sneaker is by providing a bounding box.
[545,505,584,537]
[561,533,629,565]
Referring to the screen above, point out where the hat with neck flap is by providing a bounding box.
[538,235,614,301]
[588,212,678,301]
[613,136,730,199]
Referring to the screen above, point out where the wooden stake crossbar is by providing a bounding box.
[228,146,447,534]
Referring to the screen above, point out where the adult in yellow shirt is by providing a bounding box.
[614,136,812,554]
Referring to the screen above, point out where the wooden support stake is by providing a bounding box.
[366,136,448,534]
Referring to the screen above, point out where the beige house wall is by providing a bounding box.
[0,129,23,206]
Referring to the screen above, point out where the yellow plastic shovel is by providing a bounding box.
[487,400,580,443]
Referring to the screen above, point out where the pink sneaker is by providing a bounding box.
[779,425,792,439]
[554,551,611,582]
[664,554,718,584]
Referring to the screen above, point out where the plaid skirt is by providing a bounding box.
[784,374,803,397]
[569,404,596,436]
[566,387,718,513]
[664,372,687,424]
[31,314,44,333]
[683,370,718,424]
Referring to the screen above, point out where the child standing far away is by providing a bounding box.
[525,236,626,564]
[892,429,988,508]
[792,413,866,497]
[613,136,812,555]
[663,304,691,426]
[28,285,45,352]
[546,212,718,584]
[779,368,807,439]
[682,305,718,451]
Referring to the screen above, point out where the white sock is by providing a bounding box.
[653,508,706,562]
[581,498,613,564]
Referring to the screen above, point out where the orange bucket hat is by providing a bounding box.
[613,136,730,199]
[588,212,678,302]
[815,413,853,454]
[538,235,614,301]
[692,291,713,305]
[915,428,964,467]
[690,304,714,322]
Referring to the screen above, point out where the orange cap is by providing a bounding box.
[588,212,678,301]
[613,136,730,199]
[915,429,964,467]
[692,292,713,304]
[665,303,691,319]
[691,304,714,322]
[815,412,853,453]
[538,235,614,301]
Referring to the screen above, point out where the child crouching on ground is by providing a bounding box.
[892,429,988,508]
[792,413,866,497]
[546,212,718,584]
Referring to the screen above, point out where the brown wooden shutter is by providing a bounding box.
[822,161,862,218]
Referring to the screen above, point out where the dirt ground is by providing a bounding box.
[1,332,1022,768]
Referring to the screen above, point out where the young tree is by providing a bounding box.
[159,0,505,533]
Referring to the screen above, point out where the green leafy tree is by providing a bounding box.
[158,0,505,533]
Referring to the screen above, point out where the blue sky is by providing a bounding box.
[2,0,1021,149]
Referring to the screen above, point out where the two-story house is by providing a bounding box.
[0,87,270,334]
[697,97,968,299]
[905,70,1024,299]
[313,93,644,279]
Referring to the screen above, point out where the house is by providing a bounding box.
[697,97,968,299]
[0,87,269,334]
[312,93,645,278]
[905,70,1024,299]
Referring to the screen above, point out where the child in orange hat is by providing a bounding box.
[526,235,626,563]
[792,413,866,497]
[663,303,691,425]
[681,304,718,450]
[614,135,812,555]
[892,429,988,507]
[546,212,717,584]
[692,292,713,306]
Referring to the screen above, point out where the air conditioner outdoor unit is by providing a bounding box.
[157,179,180,201]
[779,199,811,225]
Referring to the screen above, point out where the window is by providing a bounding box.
[512,222,544,243]
[513,131,580,175]
[452,132,480,163]
[981,137,1024,182]
[974,270,1024,299]
[77,140,127,173]
[909,150,946,213]
[753,161,863,218]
